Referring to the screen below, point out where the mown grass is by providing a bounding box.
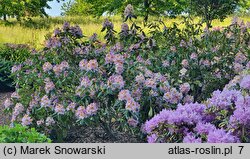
[0,15,250,49]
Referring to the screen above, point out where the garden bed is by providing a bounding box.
[0,91,142,143]
[64,125,144,143]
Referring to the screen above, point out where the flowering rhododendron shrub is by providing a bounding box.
[4,5,250,142]
[144,69,250,143]
[146,17,250,102]
[5,20,181,141]
[5,23,147,141]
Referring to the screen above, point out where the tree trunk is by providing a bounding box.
[3,14,7,21]
[144,0,150,22]
[206,21,211,29]
[204,5,212,29]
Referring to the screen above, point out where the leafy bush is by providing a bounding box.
[189,0,243,28]
[0,44,30,89]
[0,124,51,143]
[4,8,250,142]
[144,69,250,143]
[149,17,250,102]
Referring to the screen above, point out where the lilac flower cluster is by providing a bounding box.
[118,90,140,112]
[144,103,206,134]
[240,75,250,90]
[40,95,52,108]
[79,59,99,71]
[53,61,69,76]
[11,103,24,122]
[68,25,83,38]
[7,19,250,143]
[11,64,22,73]
[76,103,98,119]
[233,52,249,73]
[107,75,125,90]
[103,19,114,29]
[44,78,55,94]
[163,88,183,104]
[43,62,53,72]
[144,70,250,143]
[21,114,33,126]
[207,89,243,109]
[105,52,125,74]
[46,37,61,49]
[4,98,13,109]
[124,4,134,18]
[55,104,66,115]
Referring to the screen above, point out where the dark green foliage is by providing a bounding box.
[0,124,51,143]
[61,0,93,16]
[188,0,245,28]
[0,44,30,89]
[63,0,187,21]
[0,0,64,21]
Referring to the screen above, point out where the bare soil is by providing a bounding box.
[64,125,145,143]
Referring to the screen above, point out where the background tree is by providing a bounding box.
[0,0,64,21]
[63,0,187,21]
[188,0,245,28]
[0,0,12,20]
[61,0,93,16]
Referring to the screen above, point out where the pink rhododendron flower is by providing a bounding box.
[76,106,87,119]
[21,114,33,126]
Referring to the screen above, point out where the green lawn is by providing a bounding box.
[0,15,250,49]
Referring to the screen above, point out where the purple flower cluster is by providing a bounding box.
[55,104,66,115]
[68,25,83,38]
[124,4,134,18]
[11,103,24,122]
[11,64,22,73]
[79,59,99,71]
[230,95,250,127]
[43,62,53,72]
[240,75,250,90]
[44,78,55,94]
[46,37,61,49]
[105,53,125,74]
[144,103,206,134]
[76,103,98,119]
[144,71,250,143]
[183,133,201,143]
[53,61,69,76]
[107,75,125,90]
[207,129,239,143]
[103,19,114,29]
[40,95,52,108]
[207,89,243,109]
[180,83,190,94]
[4,98,13,109]
[87,59,99,71]
[80,76,91,88]
[163,88,183,104]
[118,90,140,112]
[21,114,33,126]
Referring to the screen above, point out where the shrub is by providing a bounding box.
[143,69,250,143]
[4,12,250,143]
[148,17,250,102]
[5,22,147,141]
[0,44,30,89]
[189,0,243,28]
[0,124,51,143]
